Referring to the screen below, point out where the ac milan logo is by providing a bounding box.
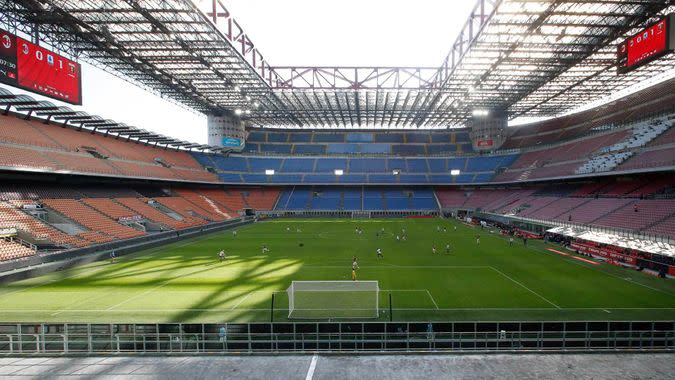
[1,34,11,49]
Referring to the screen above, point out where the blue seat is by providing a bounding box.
[212,156,248,171]
[339,174,366,183]
[280,159,316,172]
[374,133,404,143]
[343,197,362,210]
[406,159,428,173]
[369,174,396,183]
[349,159,386,173]
[293,144,326,154]
[360,143,390,154]
[473,173,493,183]
[430,133,451,143]
[218,173,242,183]
[260,144,292,154]
[315,158,348,172]
[387,158,406,172]
[405,133,430,143]
[427,158,446,173]
[191,152,215,168]
[454,174,474,183]
[387,197,409,210]
[363,197,385,211]
[270,174,303,183]
[289,133,312,142]
[412,198,436,210]
[247,131,266,143]
[304,175,337,184]
[267,132,288,142]
[313,133,345,143]
[248,158,283,172]
[275,190,293,209]
[427,145,457,155]
[399,174,427,184]
[326,143,358,154]
[243,144,259,154]
[241,174,268,184]
[346,132,374,142]
[312,197,341,210]
[429,174,452,184]
[392,145,425,155]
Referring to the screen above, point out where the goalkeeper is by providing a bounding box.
[351,256,359,281]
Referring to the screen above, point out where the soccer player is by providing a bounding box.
[445,244,451,255]
[443,227,447,233]
[454,226,457,231]
[286,226,290,232]
[376,248,383,258]
[476,235,480,245]
[432,245,437,254]
[232,230,237,237]
[262,244,270,254]
[509,237,514,246]
[396,235,400,242]
[218,250,226,262]
[351,257,359,281]
[110,251,116,263]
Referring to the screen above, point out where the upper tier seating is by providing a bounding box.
[0,113,217,183]
[194,153,519,185]
[243,130,473,156]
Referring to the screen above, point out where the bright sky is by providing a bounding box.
[1,0,476,144]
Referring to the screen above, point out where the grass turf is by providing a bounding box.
[0,218,673,323]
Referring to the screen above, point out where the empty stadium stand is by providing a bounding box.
[0,113,218,183]
[436,176,675,238]
[0,184,281,261]
[275,187,438,211]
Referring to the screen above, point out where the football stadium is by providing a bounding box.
[0,0,674,377]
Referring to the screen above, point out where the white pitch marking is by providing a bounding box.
[426,289,439,310]
[490,266,561,309]
[305,354,318,380]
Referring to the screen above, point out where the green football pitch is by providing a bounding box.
[0,218,674,323]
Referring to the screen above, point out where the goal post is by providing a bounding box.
[286,281,379,319]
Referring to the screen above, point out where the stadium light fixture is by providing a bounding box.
[472,109,489,117]
[265,169,275,175]
[334,169,343,176]
[234,109,243,115]
[450,169,461,176]
[392,169,401,175]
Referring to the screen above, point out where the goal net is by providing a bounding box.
[286,281,379,319]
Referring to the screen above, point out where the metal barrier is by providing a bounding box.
[1,321,672,354]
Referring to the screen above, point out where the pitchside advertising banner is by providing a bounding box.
[0,28,81,104]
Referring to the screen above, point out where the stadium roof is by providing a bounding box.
[2,0,675,129]
[0,88,221,152]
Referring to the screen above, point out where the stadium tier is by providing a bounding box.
[275,187,438,211]
[436,175,675,237]
[0,184,280,259]
[0,113,217,183]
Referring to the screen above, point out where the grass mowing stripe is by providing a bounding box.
[489,266,561,309]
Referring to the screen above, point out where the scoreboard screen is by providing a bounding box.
[0,28,81,104]
[617,15,673,74]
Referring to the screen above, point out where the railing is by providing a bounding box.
[0,322,672,354]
